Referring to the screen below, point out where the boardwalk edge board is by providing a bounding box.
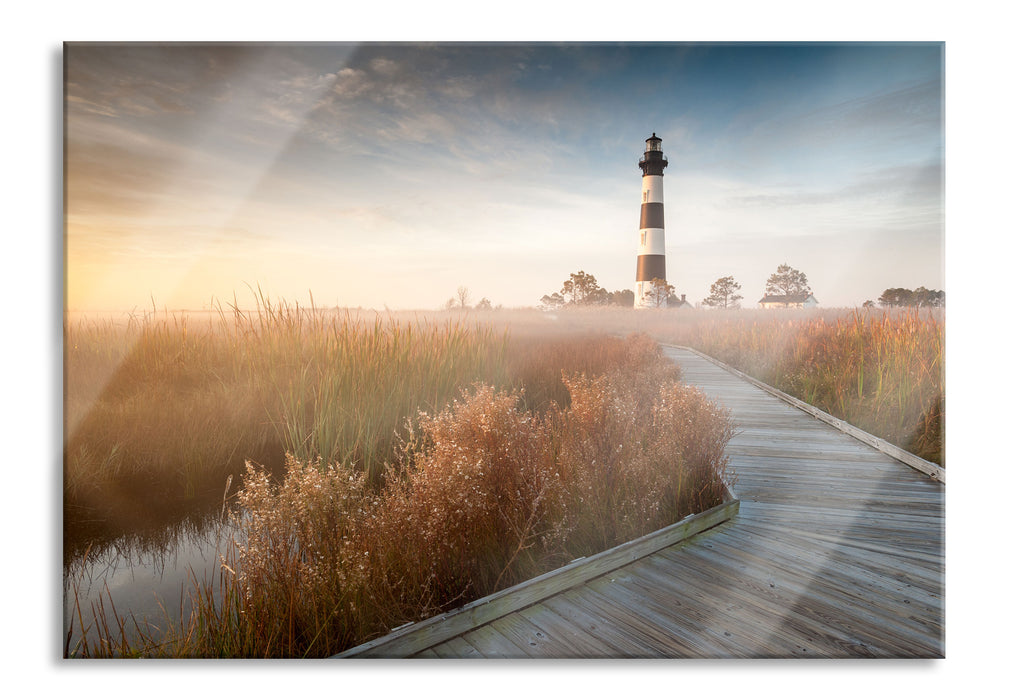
[335,483,739,658]
[664,345,945,484]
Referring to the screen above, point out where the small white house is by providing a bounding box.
[667,293,692,309]
[757,293,818,309]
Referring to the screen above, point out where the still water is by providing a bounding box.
[63,512,238,655]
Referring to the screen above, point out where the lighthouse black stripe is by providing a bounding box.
[639,202,664,230]
[635,255,666,282]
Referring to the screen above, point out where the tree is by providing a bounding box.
[456,286,471,309]
[475,297,492,310]
[560,270,609,305]
[444,297,458,311]
[765,263,811,298]
[540,273,636,309]
[642,278,676,308]
[878,286,944,308]
[538,292,565,311]
[883,288,916,306]
[702,276,743,309]
[610,289,635,307]
[912,286,945,308]
[877,287,913,307]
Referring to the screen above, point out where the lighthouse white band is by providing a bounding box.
[637,228,665,256]
[641,175,664,204]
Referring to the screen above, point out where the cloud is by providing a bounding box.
[724,161,942,220]
[259,45,596,159]
[67,216,272,265]
[64,44,234,119]
[64,43,943,311]
[369,57,398,76]
[721,78,942,171]
[832,79,942,136]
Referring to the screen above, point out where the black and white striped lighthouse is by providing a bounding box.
[634,133,669,308]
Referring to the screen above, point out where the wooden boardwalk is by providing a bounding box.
[339,346,945,658]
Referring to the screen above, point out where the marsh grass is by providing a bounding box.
[63,300,683,548]
[64,297,510,553]
[184,347,730,658]
[65,308,734,658]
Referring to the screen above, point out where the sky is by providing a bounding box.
[64,41,943,311]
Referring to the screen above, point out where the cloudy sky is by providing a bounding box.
[65,42,943,311]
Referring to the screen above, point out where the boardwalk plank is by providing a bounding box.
[540,592,666,658]
[459,624,531,659]
[581,576,733,657]
[430,635,484,659]
[670,532,942,655]
[621,554,833,657]
[512,603,627,657]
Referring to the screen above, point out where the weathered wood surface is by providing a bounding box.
[336,489,739,658]
[338,346,944,658]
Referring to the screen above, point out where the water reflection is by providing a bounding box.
[63,506,239,656]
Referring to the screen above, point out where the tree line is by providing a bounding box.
[538,271,636,309]
[538,263,814,311]
[868,287,945,308]
[445,286,496,311]
[535,266,942,311]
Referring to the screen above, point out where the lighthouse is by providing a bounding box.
[634,133,669,308]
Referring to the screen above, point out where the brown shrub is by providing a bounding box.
[227,357,733,656]
[350,385,569,628]
[234,456,376,655]
[556,369,732,555]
